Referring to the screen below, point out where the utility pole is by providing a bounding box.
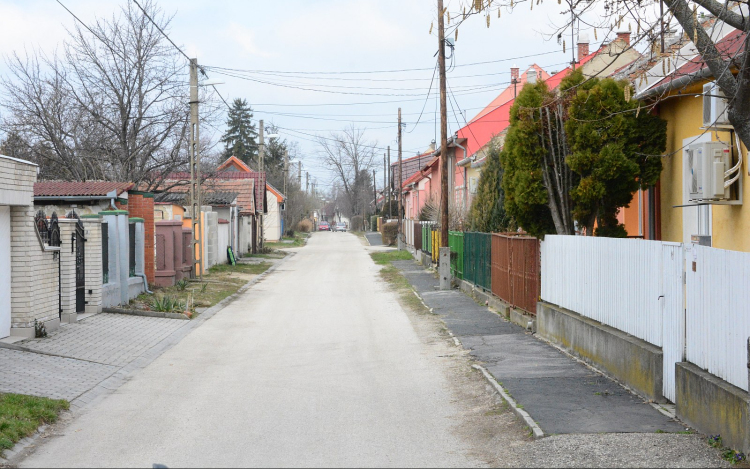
[258,120,265,172]
[383,152,387,215]
[387,146,392,219]
[306,172,309,194]
[298,161,302,187]
[283,149,289,195]
[397,108,403,247]
[373,169,377,216]
[189,58,203,280]
[437,0,450,290]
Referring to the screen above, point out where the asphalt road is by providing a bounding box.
[20,233,482,468]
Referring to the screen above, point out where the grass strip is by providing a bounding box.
[369,252,428,313]
[131,262,271,314]
[370,250,414,265]
[0,393,69,454]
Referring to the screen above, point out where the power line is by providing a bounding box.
[131,0,191,63]
[201,50,562,76]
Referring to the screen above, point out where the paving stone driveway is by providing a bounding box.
[0,313,189,401]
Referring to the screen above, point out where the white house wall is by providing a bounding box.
[264,194,282,242]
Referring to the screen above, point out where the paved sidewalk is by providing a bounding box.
[393,259,686,435]
[0,314,188,401]
[364,231,384,246]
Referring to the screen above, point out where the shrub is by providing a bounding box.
[370,215,379,232]
[296,218,313,233]
[381,221,398,246]
[285,229,295,237]
[350,215,364,231]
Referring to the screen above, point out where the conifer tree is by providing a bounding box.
[221,98,258,165]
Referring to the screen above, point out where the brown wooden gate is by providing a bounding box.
[491,234,540,315]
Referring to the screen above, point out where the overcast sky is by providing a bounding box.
[0,0,625,193]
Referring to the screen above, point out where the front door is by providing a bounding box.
[0,206,11,338]
[75,218,86,313]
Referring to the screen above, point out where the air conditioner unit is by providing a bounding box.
[703,82,731,128]
[687,141,732,202]
[469,177,478,194]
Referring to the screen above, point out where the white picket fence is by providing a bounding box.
[403,219,415,247]
[687,245,750,391]
[541,235,669,347]
[542,234,750,399]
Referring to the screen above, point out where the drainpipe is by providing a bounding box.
[137,272,153,294]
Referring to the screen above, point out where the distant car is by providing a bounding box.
[318,221,330,231]
[335,222,347,232]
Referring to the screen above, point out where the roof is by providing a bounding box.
[157,179,255,214]
[266,183,286,202]
[216,156,253,172]
[391,150,434,188]
[154,192,187,204]
[202,191,239,206]
[457,100,512,158]
[469,64,551,123]
[34,181,134,198]
[401,157,438,190]
[644,29,746,94]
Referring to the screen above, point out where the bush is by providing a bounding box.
[350,215,364,231]
[381,221,398,246]
[285,229,295,237]
[370,215,379,232]
[296,219,313,233]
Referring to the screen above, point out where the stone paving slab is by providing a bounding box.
[0,348,118,401]
[19,313,189,367]
[393,259,687,435]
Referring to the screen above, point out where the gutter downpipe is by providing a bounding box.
[137,272,153,294]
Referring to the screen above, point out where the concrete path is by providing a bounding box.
[19,233,482,468]
[364,231,384,246]
[393,260,686,435]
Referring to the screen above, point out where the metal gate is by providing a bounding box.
[661,242,685,403]
[73,215,86,313]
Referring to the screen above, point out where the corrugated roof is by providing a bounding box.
[34,181,133,197]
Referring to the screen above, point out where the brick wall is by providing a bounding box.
[124,192,155,284]
[10,206,59,331]
[0,156,35,206]
[82,219,103,314]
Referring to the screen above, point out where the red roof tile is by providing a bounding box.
[648,30,746,90]
[34,181,134,197]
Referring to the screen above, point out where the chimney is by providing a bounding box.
[616,31,631,45]
[577,33,590,61]
[510,64,519,82]
[429,140,436,151]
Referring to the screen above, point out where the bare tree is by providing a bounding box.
[318,126,377,217]
[1,0,216,187]
[444,0,749,149]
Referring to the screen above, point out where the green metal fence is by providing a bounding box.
[448,231,464,279]
[463,232,492,290]
[422,222,434,255]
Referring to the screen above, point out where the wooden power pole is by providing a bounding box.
[387,146,391,219]
[189,58,203,280]
[283,149,289,195]
[383,152,386,215]
[437,0,449,248]
[397,108,403,242]
[373,169,377,216]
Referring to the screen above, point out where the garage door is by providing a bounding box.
[0,206,10,338]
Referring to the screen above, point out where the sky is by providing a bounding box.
[0,0,627,195]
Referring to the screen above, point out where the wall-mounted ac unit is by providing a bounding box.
[687,141,732,202]
[703,82,731,128]
[469,177,478,194]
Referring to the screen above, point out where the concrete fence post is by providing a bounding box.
[439,247,451,290]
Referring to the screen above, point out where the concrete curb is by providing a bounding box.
[472,364,545,439]
[2,255,294,466]
[102,307,189,320]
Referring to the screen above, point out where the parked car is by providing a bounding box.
[335,222,347,232]
[318,221,330,231]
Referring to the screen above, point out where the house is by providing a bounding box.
[402,156,438,219]
[635,27,749,251]
[33,181,149,308]
[264,183,286,241]
[216,156,267,252]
